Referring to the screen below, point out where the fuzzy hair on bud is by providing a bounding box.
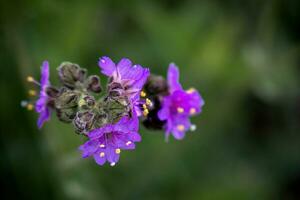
[86,75,102,93]
[57,62,87,88]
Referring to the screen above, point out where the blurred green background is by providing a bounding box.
[1,0,300,199]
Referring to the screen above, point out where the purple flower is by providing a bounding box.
[98,56,150,115]
[158,63,204,140]
[35,61,51,128]
[79,115,141,166]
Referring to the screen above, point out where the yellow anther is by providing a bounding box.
[146,98,152,106]
[140,91,146,97]
[177,125,185,132]
[177,107,184,113]
[126,141,132,146]
[186,88,196,94]
[99,144,105,148]
[143,104,147,110]
[100,152,105,157]
[28,90,37,96]
[27,76,35,82]
[115,148,121,154]
[189,108,196,115]
[143,109,149,116]
[26,104,34,111]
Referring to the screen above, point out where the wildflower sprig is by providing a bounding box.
[23,57,204,166]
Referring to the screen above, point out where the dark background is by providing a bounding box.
[1,0,300,199]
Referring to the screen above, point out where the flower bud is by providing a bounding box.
[46,86,59,98]
[108,82,123,97]
[55,88,80,109]
[78,95,95,110]
[56,107,78,123]
[92,112,109,129]
[86,75,102,93]
[57,62,86,88]
[73,110,95,135]
[104,96,130,123]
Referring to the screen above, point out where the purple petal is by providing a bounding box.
[93,151,106,165]
[188,90,205,112]
[167,63,182,92]
[40,61,50,87]
[120,64,142,79]
[131,67,150,89]
[133,104,142,117]
[128,132,142,142]
[79,139,99,158]
[172,130,186,140]
[158,108,168,121]
[115,115,139,133]
[129,68,150,102]
[37,108,50,129]
[98,56,116,76]
[88,125,112,139]
[117,58,132,76]
[171,117,191,140]
[35,95,47,113]
[105,146,120,164]
[121,141,136,150]
[158,97,171,120]
[125,114,139,132]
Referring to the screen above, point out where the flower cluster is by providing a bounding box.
[24,57,204,166]
[158,64,204,140]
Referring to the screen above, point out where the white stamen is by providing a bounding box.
[21,100,28,107]
[190,124,197,131]
[100,152,105,157]
[110,162,116,167]
[126,141,132,146]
